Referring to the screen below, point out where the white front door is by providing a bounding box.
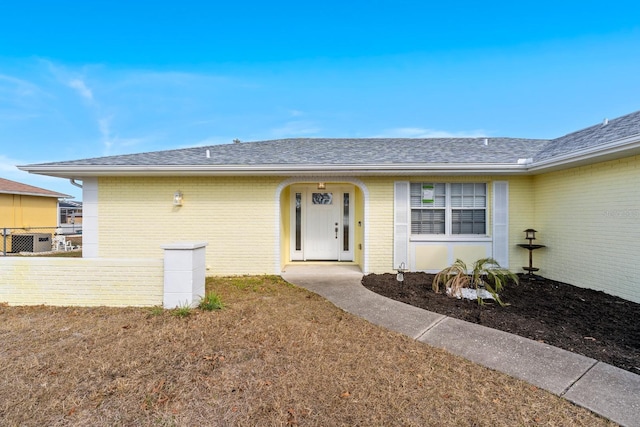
[290,185,354,262]
[305,191,340,260]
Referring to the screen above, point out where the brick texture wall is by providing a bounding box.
[533,155,640,303]
[98,176,281,275]
[0,257,163,306]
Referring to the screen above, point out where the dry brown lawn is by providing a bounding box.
[0,276,614,426]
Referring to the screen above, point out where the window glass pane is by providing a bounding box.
[462,183,475,195]
[451,183,486,207]
[433,184,446,207]
[452,209,485,234]
[410,183,445,207]
[411,209,445,234]
[343,193,349,251]
[410,183,424,207]
[463,197,475,208]
[295,193,302,251]
[312,193,333,205]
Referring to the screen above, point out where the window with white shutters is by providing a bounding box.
[410,183,487,235]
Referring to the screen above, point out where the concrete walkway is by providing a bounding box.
[281,264,640,427]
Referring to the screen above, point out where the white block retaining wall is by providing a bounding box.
[0,242,207,307]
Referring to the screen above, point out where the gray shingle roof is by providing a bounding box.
[538,110,640,161]
[31,137,549,167]
[19,109,640,173]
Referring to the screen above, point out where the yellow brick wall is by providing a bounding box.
[0,258,163,306]
[360,177,394,273]
[0,194,59,228]
[279,186,290,271]
[506,176,536,271]
[93,170,640,302]
[533,155,640,303]
[98,176,282,275]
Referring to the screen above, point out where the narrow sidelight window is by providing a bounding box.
[295,193,302,251]
[343,193,350,251]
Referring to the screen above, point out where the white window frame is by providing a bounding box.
[410,182,488,238]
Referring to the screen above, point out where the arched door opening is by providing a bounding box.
[290,184,355,262]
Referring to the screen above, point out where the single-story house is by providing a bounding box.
[0,177,71,230]
[19,110,640,303]
[0,177,72,253]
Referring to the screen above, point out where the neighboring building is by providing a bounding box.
[0,177,71,229]
[0,177,72,253]
[19,110,640,302]
[59,200,83,234]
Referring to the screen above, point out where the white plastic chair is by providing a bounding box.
[53,235,71,251]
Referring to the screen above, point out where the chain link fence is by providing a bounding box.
[1,226,82,256]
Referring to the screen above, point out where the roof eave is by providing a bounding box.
[19,163,530,178]
[529,134,640,173]
[0,190,71,198]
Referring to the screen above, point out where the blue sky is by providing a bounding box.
[1,1,640,200]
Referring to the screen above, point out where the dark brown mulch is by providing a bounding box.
[361,272,640,375]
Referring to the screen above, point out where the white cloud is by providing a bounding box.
[67,78,93,101]
[40,59,96,102]
[0,74,48,119]
[377,127,488,138]
[98,117,113,151]
[97,116,148,154]
[0,74,40,97]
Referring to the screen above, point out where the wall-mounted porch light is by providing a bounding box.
[173,190,183,206]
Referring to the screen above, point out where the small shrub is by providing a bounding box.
[198,292,224,311]
[433,257,518,306]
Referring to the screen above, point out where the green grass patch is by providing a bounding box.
[171,303,192,318]
[198,292,224,311]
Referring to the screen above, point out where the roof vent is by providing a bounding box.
[483,138,489,146]
[602,118,609,126]
[206,149,211,158]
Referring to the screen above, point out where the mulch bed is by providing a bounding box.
[361,272,640,374]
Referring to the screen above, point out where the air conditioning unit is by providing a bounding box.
[11,233,52,253]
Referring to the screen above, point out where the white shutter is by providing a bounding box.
[492,181,509,267]
[394,182,410,269]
